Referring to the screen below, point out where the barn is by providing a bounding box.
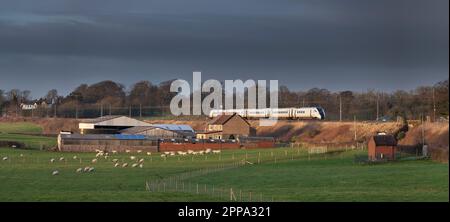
[120,124,195,139]
[57,134,159,152]
[78,115,152,134]
[368,133,397,161]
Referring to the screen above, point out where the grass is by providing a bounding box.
[0,145,448,202]
[0,134,56,149]
[0,122,43,134]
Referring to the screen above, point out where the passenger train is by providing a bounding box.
[209,107,326,120]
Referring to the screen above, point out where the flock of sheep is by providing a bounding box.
[1,148,223,176]
[160,149,221,158]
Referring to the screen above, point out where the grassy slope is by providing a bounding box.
[0,122,43,134]
[0,147,447,202]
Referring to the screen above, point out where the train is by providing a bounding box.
[209,107,326,120]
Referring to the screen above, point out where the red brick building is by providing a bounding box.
[368,134,397,161]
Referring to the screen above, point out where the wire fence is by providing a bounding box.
[144,146,363,201]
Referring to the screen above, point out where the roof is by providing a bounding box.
[120,124,195,135]
[209,113,250,126]
[81,115,122,123]
[196,130,223,134]
[372,135,397,146]
[151,124,194,132]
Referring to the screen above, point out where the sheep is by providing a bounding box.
[130,156,136,160]
[138,158,144,163]
[212,150,221,154]
[112,150,118,154]
[73,155,78,160]
[83,166,91,172]
[131,163,139,168]
[112,159,119,163]
[19,154,24,157]
[177,151,184,155]
[95,149,101,153]
[88,167,95,172]
[76,168,83,173]
[139,163,144,168]
[137,150,142,153]
[2,156,8,161]
[59,157,65,161]
[164,151,171,155]
[103,156,108,160]
[91,158,97,163]
[192,152,198,155]
[122,163,128,168]
[187,150,194,154]
[198,151,205,155]
[125,150,131,153]
[146,152,152,156]
[50,158,55,163]
[160,154,167,158]
[170,151,176,156]
[95,152,103,157]
[205,149,212,154]
[52,170,59,176]
[114,163,120,167]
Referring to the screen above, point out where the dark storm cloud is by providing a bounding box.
[0,0,448,97]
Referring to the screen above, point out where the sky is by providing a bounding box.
[0,0,448,98]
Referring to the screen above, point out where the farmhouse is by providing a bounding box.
[368,133,397,161]
[120,124,195,138]
[196,113,254,140]
[78,115,152,134]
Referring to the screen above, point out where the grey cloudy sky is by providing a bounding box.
[0,0,448,98]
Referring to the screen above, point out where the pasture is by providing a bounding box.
[0,146,448,202]
[0,122,447,202]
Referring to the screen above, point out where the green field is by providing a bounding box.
[0,123,447,202]
[0,122,43,134]
[0,146,447,202]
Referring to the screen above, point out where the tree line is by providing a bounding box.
[0,79,448,121]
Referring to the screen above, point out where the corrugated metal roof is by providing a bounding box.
[151,124,194,132]
[80,115,122,123]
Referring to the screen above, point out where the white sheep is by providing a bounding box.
[88,167,95,172]
[137,150,142,153]
[146,152,152,156]
[160,154,167,158]
[139,163,144,168]
[122,163,128,168]
[52,170,59,176]
[95,152,103,157]
[205,149,212,154]
[112,150,118,154]
[59,157,65,161]
[125,150,131,153]
[20,154,24,157]
[212,150,221,154]
[130,156,136,160]
[138,158,144,163]
[114,163,120,167]
[73,155,78,160]
[50,158,55,163]
[131,163,139,168]
[84,166,90,172]
[164,151,170,155]
[2,156,8,161]
[112,159,119,163]
[91,158,97,163]
[170,152,175,156]
[76,168,83,173]
[187,150,194,154]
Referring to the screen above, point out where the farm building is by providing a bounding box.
[57,133,159,152]
[78,115,151,134]
[368,133,397,161]
[120,124,195,138]
[196,113,255,140]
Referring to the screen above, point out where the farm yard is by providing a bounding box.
[0,122,448,202]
